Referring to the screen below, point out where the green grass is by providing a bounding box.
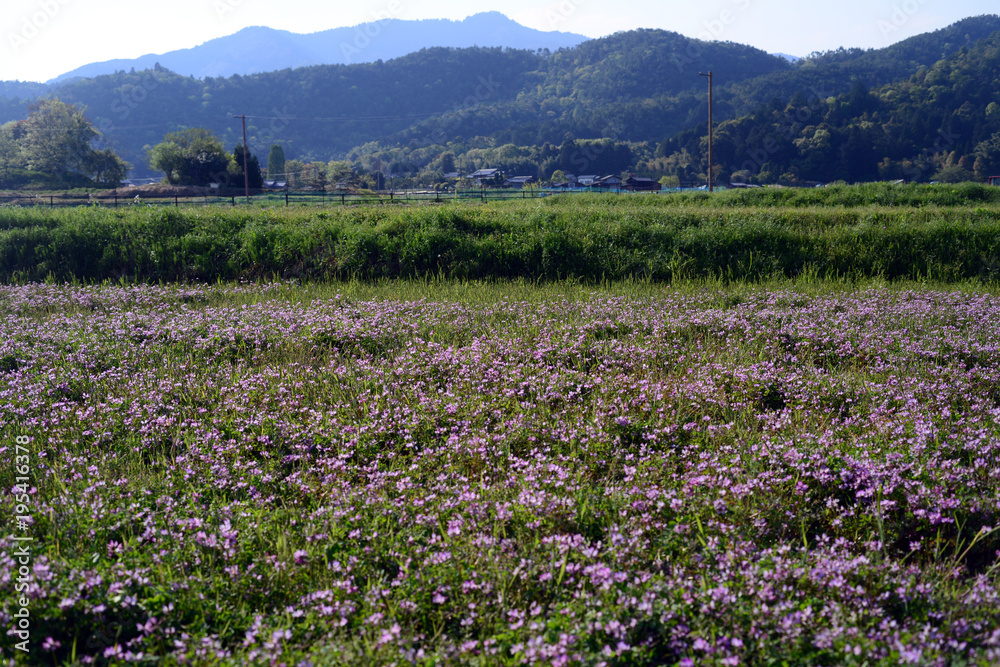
[2,277,999,664]
[2,184,1000,284]
[643,181,1000,207]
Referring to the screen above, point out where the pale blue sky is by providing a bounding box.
[1,0,995,82]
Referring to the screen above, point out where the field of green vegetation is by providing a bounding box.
[2,183,1000,285]
[1,276,999,665]
[1,184,1000,665]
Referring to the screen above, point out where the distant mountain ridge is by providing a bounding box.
[46,12,587,83]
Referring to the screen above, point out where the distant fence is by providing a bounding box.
[0,188,579,209]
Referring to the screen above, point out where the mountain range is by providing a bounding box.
[46,12,588,84]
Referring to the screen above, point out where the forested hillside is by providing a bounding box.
[1,49,542,177]
[396,29,790,149]
[0,31,790,178]
[657,24,1000,185]
[723,15,1000,116]
[2,15,1000,185]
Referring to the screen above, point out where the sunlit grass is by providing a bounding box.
[3,192,1000,284]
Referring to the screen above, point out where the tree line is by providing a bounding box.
[147,128,263,189]
[656,31,1000,185]
[4,16,1000,189]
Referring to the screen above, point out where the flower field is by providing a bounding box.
[1,279,999,665]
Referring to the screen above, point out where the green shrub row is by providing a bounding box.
[2,197,1000,283]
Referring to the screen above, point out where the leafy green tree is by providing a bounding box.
[266,144,285,179]
[308,162,328,189]
[86,148,130,188]
[2,99,130,185]
[439,151,456,174]
[296,161,328,189]
[147,128,231,185]
[931,163,975,183]
[18,99,97,175]
[284,159,305,188]
[360,170,385,190]
[231,144,263,190]
[973,132,1000,181]
[0,122,17,179]
[326,160,353,185]
[146,141,184,183]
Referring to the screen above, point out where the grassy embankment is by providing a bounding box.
[2,182,1000,284]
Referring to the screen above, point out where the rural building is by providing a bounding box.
[469,168,502,186]
[990,176,1000,186]
[591,175,623,190]
[505,175,536,189]
[625,176,662,191]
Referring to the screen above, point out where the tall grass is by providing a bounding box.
[2,189,1000,283]
[635,181,1000,207]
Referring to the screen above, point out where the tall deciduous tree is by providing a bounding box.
[147,128,231,185]
[86,149,130,188]
[146,141,184,184]
[18,99,97,175]
[2,99,130,186]
[326,160,353,186]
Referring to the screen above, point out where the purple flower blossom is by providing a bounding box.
[3,282,999,665]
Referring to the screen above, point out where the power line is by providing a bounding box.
[238,111,446,123]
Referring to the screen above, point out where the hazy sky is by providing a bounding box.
[2,0,996,82]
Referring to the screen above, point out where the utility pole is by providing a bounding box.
[699,71,714,192]
[233,114,250,204]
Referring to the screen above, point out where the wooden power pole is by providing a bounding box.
[699,71,714,192]
[233,114,250,204]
